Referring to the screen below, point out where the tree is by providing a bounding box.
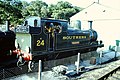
[0,0,83,25]
[41,6,48,18]
[22,0,82,20]
[47,4,56,18]
[22,0,48,17]
[0,0,23,24]
[50,1,82,20]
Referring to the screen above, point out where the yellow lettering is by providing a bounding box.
[67,36,70,40]
[63,36,67,40]
[79,36,82,39]
[73,36,75,39]
[63,36,86,40]
[41,40,44,46]
[37,40,40,46]
[36,39,44,46]
[69,36,72,39]
[76,36,79,39]
[82,36,84,38]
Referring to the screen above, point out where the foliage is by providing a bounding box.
[22,0,48,17]
[0,0,23,25]
[0,0,83,25]
[49,1,82,20]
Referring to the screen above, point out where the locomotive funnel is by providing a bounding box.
[88,21,93,29]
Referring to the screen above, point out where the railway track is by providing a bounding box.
[1,51,120,80]
[106,69,120,80]
[79,59,120,80]
[98,63,120,80]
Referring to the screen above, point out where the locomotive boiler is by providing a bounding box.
[0,16,104,70]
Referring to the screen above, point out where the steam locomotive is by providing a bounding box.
[0,16,104,70]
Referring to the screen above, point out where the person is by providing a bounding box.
[55,24,62,33]
[45,23,55,37]
[45,23,55,51]
[45,23,53,31]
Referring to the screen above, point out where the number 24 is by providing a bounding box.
[37,40,44,46]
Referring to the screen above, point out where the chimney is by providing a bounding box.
[88,21,93,30]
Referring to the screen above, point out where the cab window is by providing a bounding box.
[44,21,62,33]
[34,19,38,27]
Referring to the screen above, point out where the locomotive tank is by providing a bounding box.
[15,16,104,62]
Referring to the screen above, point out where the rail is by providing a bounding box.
[80,60,120,80]
[98,65,120,80]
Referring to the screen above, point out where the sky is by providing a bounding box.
[20,0,120,9]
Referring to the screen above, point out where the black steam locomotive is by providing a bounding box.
[0,16,104,69]
[0,22,16,66]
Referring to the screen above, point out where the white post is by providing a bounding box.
[99,51,103,64]
[76,53,80,74]
[38,60,42,80]
[115,46,118,60]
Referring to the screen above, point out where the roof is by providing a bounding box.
[70,2,120,21]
